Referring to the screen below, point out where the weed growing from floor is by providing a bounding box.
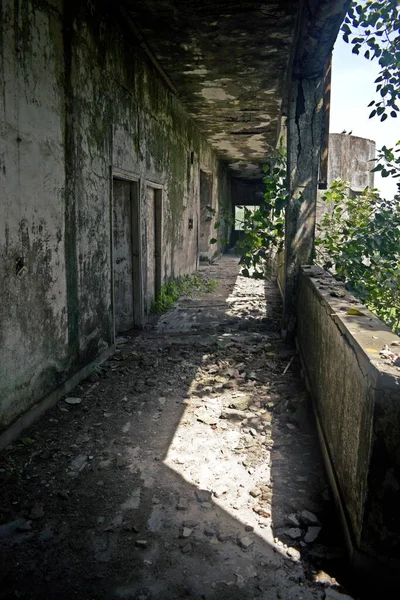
[151,274,216,313]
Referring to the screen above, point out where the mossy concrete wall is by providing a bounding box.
[0,0,230,432]
[297,266,400,575]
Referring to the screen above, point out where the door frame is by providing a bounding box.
[110,168,144,340]
[145,180,163,303]
[198,167,213,260]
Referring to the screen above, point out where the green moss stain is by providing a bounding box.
[63,0,79,357]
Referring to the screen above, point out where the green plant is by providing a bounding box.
[151,274,216,313]
[316,179,400,333]
[343,1,400,198]
[342,0,400,122]
[210,143,289,279]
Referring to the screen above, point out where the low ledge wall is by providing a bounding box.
[296,266,400,574]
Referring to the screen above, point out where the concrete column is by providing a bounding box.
[283,75,325,334]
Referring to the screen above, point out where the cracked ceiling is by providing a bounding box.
[122,0,300,179]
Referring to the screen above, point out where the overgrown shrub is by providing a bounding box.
[316,179,400,334]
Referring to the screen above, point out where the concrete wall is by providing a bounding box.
[316,133,375,226]
[297,266,400,573]
[327,133,375,191]
[0,0,230,432]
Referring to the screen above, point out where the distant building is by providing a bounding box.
[317,133,376,223]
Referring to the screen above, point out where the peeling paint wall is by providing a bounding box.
[0,0,230,431]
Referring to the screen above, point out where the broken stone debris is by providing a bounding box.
[237,535,253,549]
[176,497,189,511]
[304,526,322,543]
[300,509,319,525]
[285,527,302,540]
[0,258,351,599]
[64,397,82,405]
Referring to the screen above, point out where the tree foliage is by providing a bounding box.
[316,180,400,334]
[342,1,400,196]
[342,0,400,122]
[209,144,288,279]
[236,145,288,279]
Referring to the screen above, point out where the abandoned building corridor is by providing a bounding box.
[0,257,356,600]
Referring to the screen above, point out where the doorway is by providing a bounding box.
[145,185,163,311]
[199,169,213,257]
[112,177,142,334]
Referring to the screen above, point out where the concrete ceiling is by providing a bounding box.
[122,0,300,178]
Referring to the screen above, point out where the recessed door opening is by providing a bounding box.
[112,177,143,335]
[199,169,213,258]
[145,185,163,311]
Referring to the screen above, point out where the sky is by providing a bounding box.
[330,35,399,199]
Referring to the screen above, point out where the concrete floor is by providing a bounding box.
[0,257,356,600]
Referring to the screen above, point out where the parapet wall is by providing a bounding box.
[296,266,400,574]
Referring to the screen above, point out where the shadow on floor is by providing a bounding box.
[0,257,360,600]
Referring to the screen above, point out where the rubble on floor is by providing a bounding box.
[0,257,357,600]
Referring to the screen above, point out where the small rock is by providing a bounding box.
[287,513,300,527]
[287,547,301,560]
[220,408,248,420]
[181,527,193,538]
[196,409,217,426]
[182,519,198,528]
[314,571,338,586]
[300,510,319,525]
[181,542,192,553]
[70,454,87,471]
[252,505,271,518]
[249,488,261,498]
[135,540,148,549]
[176,497,189,511]
[64,397,82,405]
[238,535,253,549]
[195,489,212,503]
[305,526,321,543]
[245,525,254,532]
[285,528,302,540]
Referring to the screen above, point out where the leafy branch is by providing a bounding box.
[316,179,400,334]
[342,0,400,122]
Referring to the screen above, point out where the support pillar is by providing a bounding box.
[282,74,325,335]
